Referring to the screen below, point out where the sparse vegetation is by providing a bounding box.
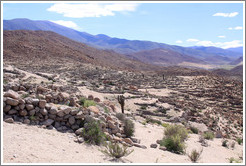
[146,118,162,125]
[100,141,134,159]
[188,148,203,163]
[190,126,199,134]
[140,105,147,110]
[79,97,96,108]
[162,123,170,128]
[228,157,241,163]
[222,140,228,148]
[160,124,188,154]
[123,118,135,138]
[203,131,214,140]
[21,93,30,98]
[82,120,105,145]
[116,113,126,121]
[236,137,243,145]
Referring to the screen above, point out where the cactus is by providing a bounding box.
[117,95,125,114]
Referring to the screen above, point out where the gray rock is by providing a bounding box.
[26,104,34,111]
[8,109,17,115]
[49,106,57,115]
[150,144,158,148]
[75,128,83,135]
[70,109,79,116]
[57,110,65,117]
[48,114,56,120]
[29,109,36,116]
[39,100,46,108]
[77,137,84,143]
[14,106,20,111]
[6,98,19,106]
[69,116,76,125]
[75,111,84,119]
[3,105,11,113]
[215,130,223,138]
[4,117,14,123]
[43,119,54,126]
[19,109,28,116]
[4,90,19,99]
[159,146,167,151]
[71,124,80,130]
[32,99,40,106]
[54,122,61,128]
[19,104,25,110]
[40,108,48,116]
[133,143,147,149]
[18,99,25,104]
[23,119,30,124]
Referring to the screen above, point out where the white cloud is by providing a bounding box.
[186,38,199,42]
[195,40,242,49]
[228,26,243,30]
[217,36,226,38]
[213,12,238,17]
[47,3,139,18]
[176,40,183,44]
[50,20,81,30]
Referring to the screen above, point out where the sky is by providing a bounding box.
[2,1,244,49]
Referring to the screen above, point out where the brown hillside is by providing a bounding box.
[3,30,158,71]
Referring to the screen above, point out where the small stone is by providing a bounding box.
[57,110,65,117]
[69,116,76,125]
[70,109,79,116]
[94,97,100,103]
[108,120,117,129]
[133,143,147,149]
[71,124,80,130]
[60,106,72,115]
[29,109,36,116]
[49,106,57,115]
[6,98,19,106]
[3,105,11,113]
[40,108,48,116]
[131,137,141,144]
[75,128,83,135]
[26,104,34,111]
[88,95,94,100]
[19,104,25,110]
[88,106,100,115]
[4,90,19,99]
[123,138,134,145]
[43,119,54,126]
[39,100,46,108]
[32,99,40,106]
[23,119,30,124]
[19,110,28,116]
[8,109,17,115]
[77,137,84,143]
[150,144,158,148]
[156,140,162,144]
[159,146,167,151]
[4,117,14,123]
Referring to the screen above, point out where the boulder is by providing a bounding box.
[29,109,36,116]
[49,106,57,115]
[75,128,83,135]
[60,106,71,115]
[32,99,40,106]
[70,109,79,116]
[19,104,25,110]
[3,105,11,113]
[4,90,19,99]
[56,110,65,117]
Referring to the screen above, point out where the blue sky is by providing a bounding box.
[2,2,244,48]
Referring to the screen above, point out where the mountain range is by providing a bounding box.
[3,18,243,68]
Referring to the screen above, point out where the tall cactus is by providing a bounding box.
[117,95,125,114]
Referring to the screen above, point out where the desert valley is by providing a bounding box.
[2,16,244,164]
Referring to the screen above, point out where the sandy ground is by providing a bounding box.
[3,121,243,164]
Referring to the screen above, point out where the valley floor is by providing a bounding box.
[3,121,243,164]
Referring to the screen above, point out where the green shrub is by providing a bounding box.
[146,118,162,125]
[124,119,135,138]
[203,131,214,140]
[160,124,188,154]
[162,123,170,128]
[79,97,86,105]
[82,120,105,145]
[228,157,241,163]
[222,140,228,148]
[236,137,243,145]
[100,141,134,159]
[116,113,126,121]
[188,149,203,163]
[83,100,96,108]
[190,126,199,134]
[160,135,185,154]
[140,105,147,110]
[104,107,109,114]
[164,125,188,142]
